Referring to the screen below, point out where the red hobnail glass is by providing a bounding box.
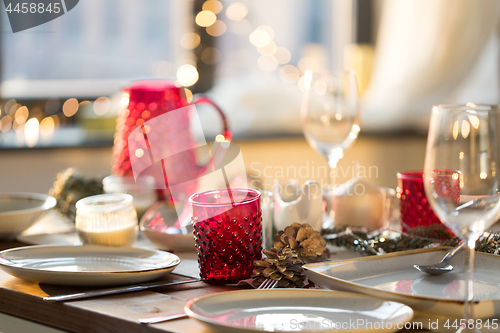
[397,170,460,231]
[189,189,262,283]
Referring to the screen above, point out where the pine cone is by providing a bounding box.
[49,168,103,221]
[253,223,327,288]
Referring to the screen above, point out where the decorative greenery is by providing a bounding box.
[322,224,500,256]
[49,168,103,221]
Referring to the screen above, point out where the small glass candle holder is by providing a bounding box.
[75,194,138,246]
[397,170,460,231]
[189,188,262,283]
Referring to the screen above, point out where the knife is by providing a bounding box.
[139,313,188,324]
[43,279,200,302]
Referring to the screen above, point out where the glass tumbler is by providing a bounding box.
[397,170,460,231]
[75,194,138,246]
[189,189,262,283]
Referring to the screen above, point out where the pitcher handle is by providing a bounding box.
[192,94,232,141]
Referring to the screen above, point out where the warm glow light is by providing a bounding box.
[279,65,300,83]
[203,0,223,14]
[180,32,201,49]
[135,148,144,158]
[206,20,226,36]
[432,106,439,114]
[195,11,217,27]
[177,64,199,87]
[257,41,277,56]
[452,120,459,140]
[52,115,60,129]
[468,115,480,129]
[298,57,319,73]
[303,71,313,91]
[226,3,248,21]
[40,117,55,139]
[480,172,488,179]
[63,98,79,117]
[120,93,130,107]
[256,25,275,39]
[24,118,39,147]
[1,115,12,133]
[15,106,29,124]
[215,134,225,142]
[249,29,271,47]
[93,97,111,116]
[184,88,193,103]
[257,55,278,72]
[461,119,470,139]
[4,99,16,116]
[459,151,464,160]
[275,47,291,64]
[466,102,477,107]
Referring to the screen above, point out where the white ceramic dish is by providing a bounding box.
[0,244,180,286]
[185,289,414,333]
[303,247,500,319]
[0,193,56,239]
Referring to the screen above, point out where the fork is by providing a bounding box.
[257,278,278,289]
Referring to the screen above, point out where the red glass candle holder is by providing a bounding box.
[397,170,460,231]
[189,189,262,283]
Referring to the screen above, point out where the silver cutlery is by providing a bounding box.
[413,240,466,275]
[43,279,200,302]
[257,278,278,289]
[139,313,188,324]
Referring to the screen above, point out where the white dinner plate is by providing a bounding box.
[0,244,180,286]
[303,247,500,320]
[185,289,414,333]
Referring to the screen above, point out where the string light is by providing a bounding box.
[195,11,217,27]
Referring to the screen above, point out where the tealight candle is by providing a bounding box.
[75,194,138,246]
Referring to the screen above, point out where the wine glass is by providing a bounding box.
[424,104,500,332]
[301,70,360,228]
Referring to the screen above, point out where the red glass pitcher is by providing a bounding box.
[112,80,231,197]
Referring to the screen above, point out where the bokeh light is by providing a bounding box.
[257,41,277,56]
[202,0,223,14]
[206,20,226,36]
[1,115,12,133]
[249,29,271,47]
[135,148,144,158]
[120,93,130,107]
[180,32,201,49]
[195,11,217,27]
[40,116,55,139]
[298,57,320,73]
[62,98,79,117]
[177,64,199,87]
[15,106,29,124]
[184,88,193,103]
[279,65,300,83]
[226,3,248,21]
[275,47,292,64]
[24,118,39,147]
[93,97,111,116]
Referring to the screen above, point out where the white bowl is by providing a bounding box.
[0,193,57,240]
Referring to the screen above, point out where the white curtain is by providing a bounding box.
[362,0,500,132]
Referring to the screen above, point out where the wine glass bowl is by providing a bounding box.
[301,70,360,229]
[424,104,500,331]
[301,70,360,168]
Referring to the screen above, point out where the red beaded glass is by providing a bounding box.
[398,170,460,231]
[190,189,262,283]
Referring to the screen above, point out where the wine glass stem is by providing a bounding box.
[463,237,476,331]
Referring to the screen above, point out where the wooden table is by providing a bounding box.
[0,241,429,333]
